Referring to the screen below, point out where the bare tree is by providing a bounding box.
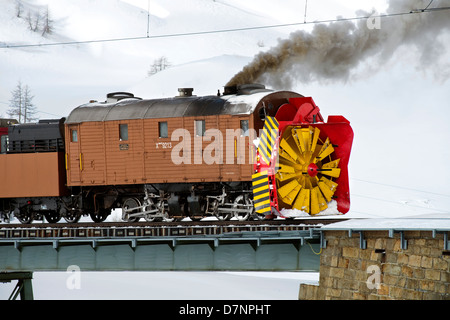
[22,85,38,123]
[25,10,42,32]
[148,56,171,76]
[7,81,38,123]
[16,4,55,36]
[15,0,23,18]
[41,6,53,36]
[8,82,23,123]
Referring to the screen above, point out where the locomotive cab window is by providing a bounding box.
[71,129,78,142]
[159,121,168,138]
[1,135,8,153]
[195,120,205,137]
[119,124,128,141]
[240,120,249,137]
[259,106,266,121]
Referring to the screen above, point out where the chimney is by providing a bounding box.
[178,88,194,97]
[106,92,135,103]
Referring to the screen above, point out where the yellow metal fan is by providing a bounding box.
[276,126,340,215]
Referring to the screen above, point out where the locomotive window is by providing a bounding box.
[159,121,168,138]
[119,124,128,141]
[1,135,8,153]
[195,120,205,137]
[240,120,249,137]
[71,129,78,142]
[259,106,266,121]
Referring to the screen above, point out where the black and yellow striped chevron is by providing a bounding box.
[252,170,271,214]
[257,116,279,165]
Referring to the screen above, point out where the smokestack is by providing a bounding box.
[226,0,450,88]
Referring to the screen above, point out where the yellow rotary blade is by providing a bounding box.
[321,159,341,178]
[278,179,301,201]
[276,163,297,182]
[277,164,295,173]
[320,176,338,194]
[310,127,320,154]
[276,125,342,215]
[279,135,298,162]
[320,168,341,178]
[322,158,340,169]
[310,187,320,215]
[292,188,310,212]
[291,128,306,153]
[279,147,296,163]
[277,173,297,182]
[317,137,334,161]
[318,180,334,202]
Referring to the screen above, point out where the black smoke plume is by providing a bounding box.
[226,0,450,88]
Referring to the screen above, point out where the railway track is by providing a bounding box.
[0,218,346,240]
[0,217,345,229]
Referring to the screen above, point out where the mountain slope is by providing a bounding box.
[0,0,289,115]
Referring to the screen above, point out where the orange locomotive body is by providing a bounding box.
[64,88,300,187]
[61,86,302,222]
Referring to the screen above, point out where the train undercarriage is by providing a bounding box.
[0,182,260,224]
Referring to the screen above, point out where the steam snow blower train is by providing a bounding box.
[0,84,353,224]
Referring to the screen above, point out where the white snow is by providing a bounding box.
[0,271,320,300]
[0,0,449,300]
[280,200,341,218]
[321,214,450,231]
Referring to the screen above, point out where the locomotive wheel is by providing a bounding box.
[64,210,81,223]
[232,195,252,221]
[144,200,168,222]
[122,198,141,222]
[251,208,266,221]
[277,125,340,215]
[16,209,33,224]
[90,209,110,223]
[45,211,61,223]
[214,205,231,221]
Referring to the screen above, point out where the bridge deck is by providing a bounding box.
[0,219,337,271]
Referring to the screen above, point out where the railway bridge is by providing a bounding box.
[0,219,335,273]
[0,218,333,299]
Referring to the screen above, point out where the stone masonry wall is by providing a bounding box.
[299,230,450,300]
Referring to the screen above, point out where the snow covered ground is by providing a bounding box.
[0,271,319,300]
[0,0,449,300]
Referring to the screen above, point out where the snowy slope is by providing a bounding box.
[0,0,390,114]
[0,0,291,116]
[129,54,252,97]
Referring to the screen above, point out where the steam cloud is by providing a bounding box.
[226,0,450,88]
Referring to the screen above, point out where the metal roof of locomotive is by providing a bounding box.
[65,88,292,124]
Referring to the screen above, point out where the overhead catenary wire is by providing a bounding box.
[350,176,450,214]
[1,6,449,49]
[352,193,450,214]
[424,0,435,11]
[0,101,63,118]
[351,178,450,198]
